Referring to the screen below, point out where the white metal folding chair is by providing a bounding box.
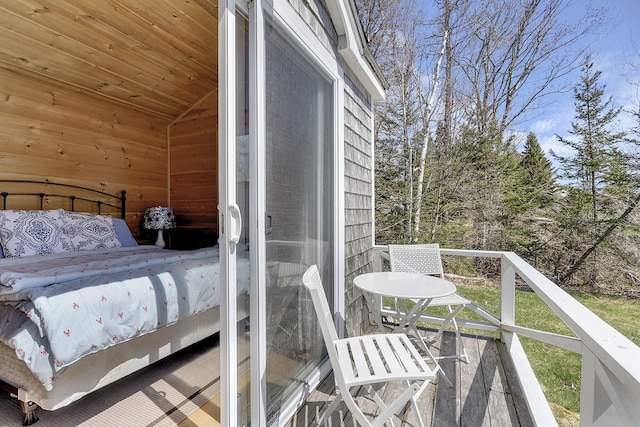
[388,244,472,363]
[302,265,437,427]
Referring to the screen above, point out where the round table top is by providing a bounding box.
[353,271,456,299]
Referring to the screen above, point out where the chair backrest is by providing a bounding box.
[302,265,341,367]
[388,244,445,278]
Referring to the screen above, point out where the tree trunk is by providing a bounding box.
[412,2,449,241]
[561,192,640,283]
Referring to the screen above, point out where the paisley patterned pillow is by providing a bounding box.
[61,211,122,251]
[0,210,123,257]
[0,209,75,257]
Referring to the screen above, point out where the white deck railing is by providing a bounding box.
[371,246,640,427]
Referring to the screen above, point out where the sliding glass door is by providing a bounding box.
[262,14,335,425]
[222,1,338,424]
[235,12,251,425]
[219,1,248,426]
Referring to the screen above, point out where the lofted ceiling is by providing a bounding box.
[0,0,218,120]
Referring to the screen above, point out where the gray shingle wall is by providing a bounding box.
[290,0,377,337]
[343,72,375,337]
[287,0,338,54]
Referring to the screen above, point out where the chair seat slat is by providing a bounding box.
[343,339,371,383]
[373,335,404,375]
[361,336,388,378]
[387,334,424,374]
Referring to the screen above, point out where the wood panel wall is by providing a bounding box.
[168,91,218,249]
[0,67,171,240]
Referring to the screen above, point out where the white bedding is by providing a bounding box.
[0,298,250,411]
[0,245,249,394]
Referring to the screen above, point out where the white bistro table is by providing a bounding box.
[354,271,457,380]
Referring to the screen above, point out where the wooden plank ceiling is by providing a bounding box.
[0,0,218,120]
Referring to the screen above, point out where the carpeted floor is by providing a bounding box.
[0,337,221,427]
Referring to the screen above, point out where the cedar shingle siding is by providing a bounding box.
[292,0,377,337]
[343,72,374,336]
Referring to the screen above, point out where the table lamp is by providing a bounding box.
[143,206,176,248]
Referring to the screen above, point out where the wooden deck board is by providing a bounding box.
[497,340,536,427]
[481,336,511,426]
[458,333,490,426]
[284,330,533,427]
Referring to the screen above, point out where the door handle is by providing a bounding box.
[228,203,242,244]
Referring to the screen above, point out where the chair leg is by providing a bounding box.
[428,305,465,342]
[319,389,344,426]
[451,316,469,363]
[364,384,388,415]
[409,381,427,427]
[338,382,427,427]
[363,384,395,427]
[434,362,453,387]
[343,388,375,427]
[428,305,468,362]
[369,382,423,427]
[405,323,453,387]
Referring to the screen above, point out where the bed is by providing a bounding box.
[0,181,249,424]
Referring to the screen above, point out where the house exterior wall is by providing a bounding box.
[342,72,375,337]
[288,0,376,337]
[286,0,338,55]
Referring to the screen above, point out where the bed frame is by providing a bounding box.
[0,180,126,219]
[0,180,246,426]
[0,180,125,424]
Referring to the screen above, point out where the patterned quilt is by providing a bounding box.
[0,245,249,391]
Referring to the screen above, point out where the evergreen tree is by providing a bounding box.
[520,132,556,210]
[457,117,520,254]
[501,132,557,263]
[505,132,556,217]
[551,57,630,289]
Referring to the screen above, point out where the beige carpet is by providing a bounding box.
[0,337,221,427]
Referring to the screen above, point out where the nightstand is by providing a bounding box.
[168,226,218,250]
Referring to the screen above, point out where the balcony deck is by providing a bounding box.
[284,329,534,426]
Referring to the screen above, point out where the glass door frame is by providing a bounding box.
[250,1,346,424]
[248,0,268,425]
[222,0,347,424]
[218,1,242,426]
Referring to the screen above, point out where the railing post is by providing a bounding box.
[581,348,637,426]
[368,246,385,329]
[371,246,384,272]
[500,253,516,330]
[581,350,596,426]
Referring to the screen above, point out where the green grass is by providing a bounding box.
[432,280,640,425]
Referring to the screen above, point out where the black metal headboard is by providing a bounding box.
[0,180,126,219]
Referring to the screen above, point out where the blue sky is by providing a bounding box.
[524,0,639,160]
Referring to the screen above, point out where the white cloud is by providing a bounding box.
[527,100,575,139]
[539,134,573,158]
[529,119,556,134]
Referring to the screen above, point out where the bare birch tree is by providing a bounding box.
[455,0,605,135]
[358,0,427,242]
[357,0,605,250]
[412,0,449,241]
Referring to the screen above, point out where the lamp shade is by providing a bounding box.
[143,207,176,230]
